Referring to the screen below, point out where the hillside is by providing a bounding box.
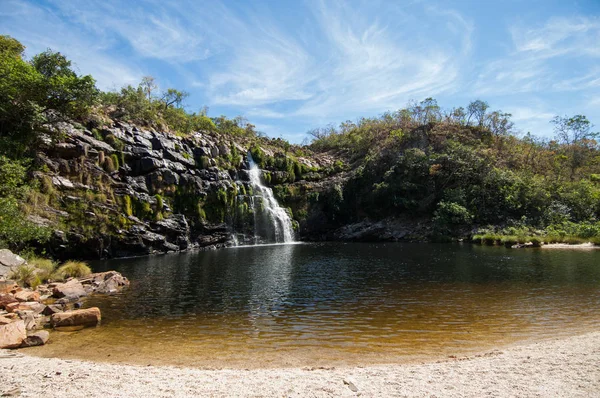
[1,35,600,259]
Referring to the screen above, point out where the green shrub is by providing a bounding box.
[123,195,133,217]
[482,233,499,245]
[471,234,483,244]
[528,236,542,247]
[501,235,518,247]
[27,256,56,282]
[8,264,39,288]
[55,260,91,279]
[110,154,120,170]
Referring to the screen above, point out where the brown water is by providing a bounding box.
[28,243,600,367]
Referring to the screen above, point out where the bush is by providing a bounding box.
[528,236,542,247]
[501,235,518,247]
[55,260,91,279]
[8,264,39,288]
[27,255,56,282]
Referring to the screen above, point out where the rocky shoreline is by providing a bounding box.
[0,250,129,350]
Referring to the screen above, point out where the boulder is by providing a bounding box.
[0,320,26,349]
[17,311,36,330]
[6,302,45,314]
[78,271,130,294]
[51,307,101,328]
[20,330,50,347]
[0,294,18,310]
[42,304,64,316]
[0,250,25,268]
[14,290,40,302]
[0,249,25,277]
[139,157,163,173]
[52,279,88,299]
[0,281,19,294]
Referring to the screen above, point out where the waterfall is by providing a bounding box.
[247,153,295,243]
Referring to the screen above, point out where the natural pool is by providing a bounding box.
[27,243,600,367]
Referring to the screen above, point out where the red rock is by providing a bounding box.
[0,294,18,310]
[0,281,19,295]
[6,301,45,314]
[0,320,26,349]
[51,307,101,328]
[14,290,40,302]
[20,330,49,347]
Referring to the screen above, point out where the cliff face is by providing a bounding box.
[30,120,341,259]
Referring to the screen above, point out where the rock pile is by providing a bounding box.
[0,271,129,349]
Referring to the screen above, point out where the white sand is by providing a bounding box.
[542,243,600,249]
[1,332,599,397]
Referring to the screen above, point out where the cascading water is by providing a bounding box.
[245,153,295,244]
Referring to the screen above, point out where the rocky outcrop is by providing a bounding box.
[78,271,130,294]
[0,250,25,278]
[331,217,432,242]
[51,307,101,328]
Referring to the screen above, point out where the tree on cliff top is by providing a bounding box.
[0,35,98,157]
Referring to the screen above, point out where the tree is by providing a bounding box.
[31,49,99,119]
[140,76,157,101]
[161,88,188,109]
[0,36,44,157]
[466,100,489,127]
[552,115,598,180]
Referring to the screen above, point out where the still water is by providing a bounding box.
[29,243,600,367]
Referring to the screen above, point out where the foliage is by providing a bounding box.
[55,260,91,279]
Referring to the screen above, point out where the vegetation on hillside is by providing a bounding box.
[1,34,598,253]
[306,98,600,243]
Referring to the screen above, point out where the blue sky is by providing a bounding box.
[2,0,599,143]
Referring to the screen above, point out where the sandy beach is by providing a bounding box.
[1,332,599,397]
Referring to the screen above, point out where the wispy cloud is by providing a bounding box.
[47,0,211,63]
[474,17,600,95]
[1,0,142,90]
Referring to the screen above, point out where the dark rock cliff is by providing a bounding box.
[28,120,345,259]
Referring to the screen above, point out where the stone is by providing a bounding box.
[52,279,88,299]
[52,142,81,158]
[0,250,25,277]
[51,176,75,189]
[0,320,26,349]
[79,271,130,294]
[14,290,40,302]
[8,302,45,314]
[20,330,49,347]
[42,304,64,316]
[0,316,11,325]
[0,281,19,295]
[17,311,36,330]
[139,157,163,173]
[51,307,101,328]
[0,294,18,310]
[1,387,21,396]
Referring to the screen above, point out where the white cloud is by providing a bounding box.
[474,17,600,95]
[1,0,142,90]
[47,0,211,63]
[293,1,472,118]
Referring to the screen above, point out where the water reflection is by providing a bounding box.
[28,243,600,367]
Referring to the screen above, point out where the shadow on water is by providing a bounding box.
[28,242,600,368]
